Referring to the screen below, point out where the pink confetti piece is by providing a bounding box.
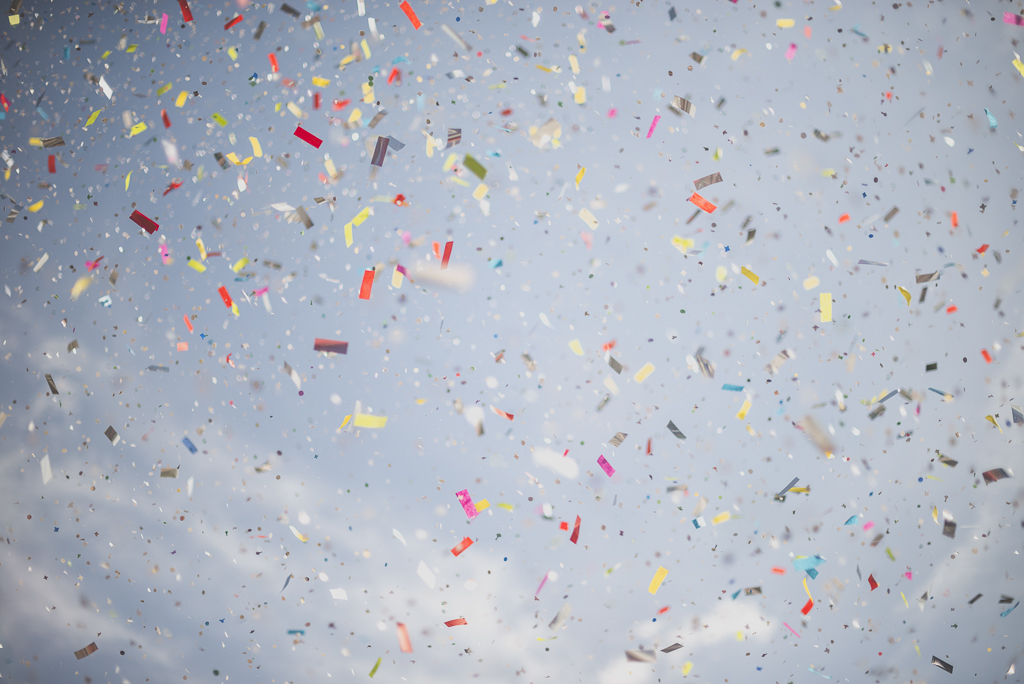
[1005,12,1024,26]
[401,231,411,246]
[159,244,171,264]
[785,43,797,61]
[535,572,549,597]
[396,264,409,277]
[580,231,592,249]
[904,571,913,580]
[253,286,269,297]
[607,108,617,118]
[456,489,478,519]
[783,622,802,638]
[160,12,168,34]
[863,521,874,531]
[646,115,661,139]
[597,455,615,477]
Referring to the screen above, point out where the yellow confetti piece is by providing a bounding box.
[28,137,43,147]
[211,112,228,127]
[803,275,820,290]
[347,107,362,124]
[603,376,619,394]
[100,50,112,60]
[789,487,810,493]
[984,414,1003,433]
[569,54,580,74]
[575,166,586,190]
[27,199,43,213]
[578,208,599,230]
[932,506,938,523]
[776,18,795,28]
[885,547,896,561]
[633,362,655,384]
[414,398,426,405]
[85,110,102,127]
[820,168,836,177]
[671,235,694,254]
[820,292,832,322]
[568,339,584,356]
[715,265,728,283]
[129,122,147,137]
[187,260,207,273]
[249,136,263,157]
[71,276,92,300]
[196,238,207,260]
[231,302,239,317]
[289,525,309,542]
[274,102,283,113]
[312,76,331,87]
[914,643,921,657]
[175,91,188,108]
[682,662,693,676]
[497,503,514,511]
[345,223,354,247]
[351,207,371,227]
[535,65,554,73]
[475,499,490,512]
[361,39,372,59]
[225,152,242,165]
[126,44,138,53]
[648,566,669,594]
[472,183,489,200]
[391,266,403,288]
[896,286,911,305]
[731,48,748,61]
[340,414,352,428]
[736,399,751,420]
[314,21,325,41]
[442,153,458,172]
[713,147,723,161]
[711,511,731,525]
[803,577,812,601]
[573,86,586,104]
[125,171,132,191]
[354,413,388,428]
[736,630,744,641]
[362,82,375,103]
[901,591,908,608]
[287,101,304,119]
[368,657,382,678]
[1012,57,1024,78]
[8,13,18,24]
[231,257,249,273]
[741,266,759,285]
[340,54,357,67]
[157,82,174,96]
[228,46,238,61]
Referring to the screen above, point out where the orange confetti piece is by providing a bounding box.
[950,212,958,227]
[400,1,422,29]
[838,213,851,223]
[981,349,992,364]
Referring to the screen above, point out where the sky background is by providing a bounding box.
[1,0,1024,683]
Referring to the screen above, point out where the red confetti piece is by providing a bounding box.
[868,574,879,591]
[358,268,375,300]
[559,521,569,531]
[183,315,194,333]
[950,211,958,227]
[396,623,413,653]
[0,93,8,112]
[981,349,992,364]
[163,180,183,196]
[161,108,172,128]
[400,1,422,29]
[294,125,323,149]
[48,155,56,173]
[129,210,159,234]
[602,340,616,352]
[444,618,467,627]
[645,437,652,455]
[688,191,717,213]
[224,14,243,30]
[313,92,321,110]
[657,606,670,614]
[569,515,581,544]
[332,98,351,111]
[387,67,401,85]
[838,213,851,223]
[218,286,234,308]
[945,305,958,314]
[268,53,279,73]
[771,567,786,575]
[801,598,814,615]
[451,536,473,556]
[178,0,193,22]
[432,241,442,259]
[441,240,454,269]
[313,339,349,354]
[976,244,989,254]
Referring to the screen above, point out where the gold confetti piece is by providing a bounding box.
[71,276,92,300]
[901,591,908,608]
[712,511,731,525]
[741,266,759,284]
[339,414,352,429]
[126,44,138,53]
[789,487,810,493]
[289,526,309,542]
[27,199,43,213]
[249,136,263,157]
[391,266,403,288]
[414,398,426,405]
[568,339,584,356]
[196,238,207,260]
[354,413,388,428]
[648,566,669,594]
[569,54,580,74]
[573,86,586,104]
[885,547,896,561]
[633,362,655,384]
[187,260,207,273]
[731,48,748,61]
[803,577,813,600]
[984,415,1003,433]
[312,76,331,87]
[125,171,132,191]
[225,152,242,165]
[736,399,751,420]
[820,292,832,322]
[736,631,744,641]
[1012,56,1024,78]
[713,147,723,161]
[931,507,939,523]
[100,50,111,59]
[28,137,43,147]
[575,166,586,190]
[578,208,599,230]
[175,91,188,108]
[475,499,490,512]
[129,122,147,136]
[802,275,820,290]
[776,18,795,27]
[897,286,911,305]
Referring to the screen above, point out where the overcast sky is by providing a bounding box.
[2,1,1023,683]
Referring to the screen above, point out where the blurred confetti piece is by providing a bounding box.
[289,526,308,542]
[568,339,584,356]
[633,362,655,383]
[648,566,668,594]
[740,266,759,284]
[785,43,797,60]
[396,623,413,652]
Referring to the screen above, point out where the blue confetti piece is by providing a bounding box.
[722,384,743,391]
[182,437,197,453]
[63,45,71,60]
[36,107,49,121]
[392,56,411,65]
[731,590,741,600]
[287,629,306,635]
[489,259,503,269]
[793,555,825,572]
[805,568,819,580]
[984,108,998,130]
[844,515,858,525]
[1001,602,1019,618]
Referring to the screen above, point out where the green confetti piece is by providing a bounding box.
[463,154,487,181]
[211,112,228,127]
[157,82,173,96]
[368,657,382,678]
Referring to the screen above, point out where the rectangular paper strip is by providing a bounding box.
[294,125,323,148]
[130,210,159,234]
[359,269,375,299]
[456,489,478,519]
[597,455,615,477]
[648,566,669,594]
[820,293,832,322]
[313,338,348,354]
[688,192,717,213]
[451,536,474,556]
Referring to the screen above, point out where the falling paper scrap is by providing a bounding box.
[74,642,99,660]
[548,603,572,631]
[765,349,795,375]
[625,650,657,663]
[608,431,627,447]
[666,421,686,440]
[982,468,1013,485]
[104,425,120,446]
[670,96,696,117]
[931,656,954,674]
